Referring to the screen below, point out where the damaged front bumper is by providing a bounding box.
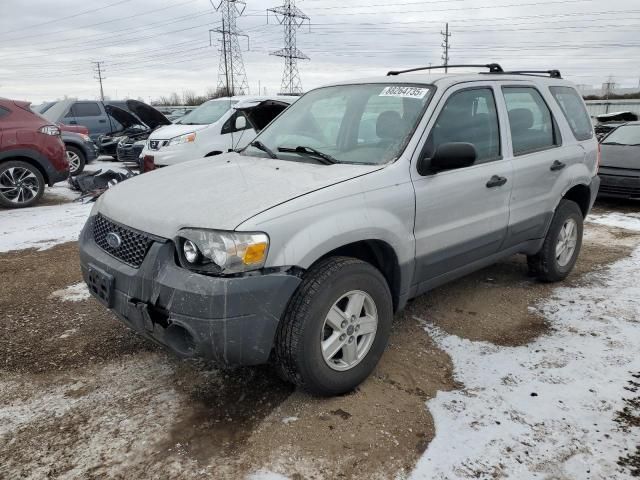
[78,216,302,366]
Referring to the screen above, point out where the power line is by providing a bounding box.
[267,0,310,94]
[211,0,250,95]
[0,0,134,36]
[92,61,106,101]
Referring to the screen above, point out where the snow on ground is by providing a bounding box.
[412,213,640,479]
[588,211,640,231]
[0,159,130,253]
[0,200,92,252]
[49,282,90,302]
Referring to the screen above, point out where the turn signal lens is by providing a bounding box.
[243,242,268,265]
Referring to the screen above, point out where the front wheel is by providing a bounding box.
[275,257,393,396]
[528,199,583,282]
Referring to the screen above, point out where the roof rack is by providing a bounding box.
[387,63,504,76]
[500,69,562,79]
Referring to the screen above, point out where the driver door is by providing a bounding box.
[410,83,513,291]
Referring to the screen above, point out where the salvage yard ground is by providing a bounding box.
[1,164,639,479]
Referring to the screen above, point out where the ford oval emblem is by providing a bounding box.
[105,232,122,249]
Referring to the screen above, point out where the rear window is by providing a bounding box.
[601,124,640,146]
[550,86,593,141]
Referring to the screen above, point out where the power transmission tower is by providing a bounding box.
[92,61,105,101]
[267,0,310,95]
[210,0,249,96]
[441,23,451,73]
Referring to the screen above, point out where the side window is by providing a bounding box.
[73,102,102,117]
[64,107,75,118]
[503,87,559,155]
[424,88,501,164]
[549,86,594,141]
[221,111,250,135]
[0,106,10,119]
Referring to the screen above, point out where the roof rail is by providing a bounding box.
[500,69,562,79]
[387,63,504,76]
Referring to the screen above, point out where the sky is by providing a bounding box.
[1,0,639,104]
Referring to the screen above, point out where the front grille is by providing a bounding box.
[117,143,144,162]
[93,214,154,268]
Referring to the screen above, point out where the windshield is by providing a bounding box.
[603,124,640,146]
[243,84,434,165]
[176,99,237,125]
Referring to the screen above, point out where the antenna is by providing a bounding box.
[267,0,310,95]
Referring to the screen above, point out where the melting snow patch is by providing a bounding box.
[0,202,92,252]
[412,247,640,479]
[247,471,290,480]
[588,211,640,232]
[282,416,298,425]
[50,282,90,302]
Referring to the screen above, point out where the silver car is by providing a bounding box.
[79,64,599,396]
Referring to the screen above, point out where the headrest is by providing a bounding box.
[508,108,534,131]
[376,110,405,140]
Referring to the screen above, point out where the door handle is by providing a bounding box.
[99,119,107,123]
[69,121,77,124]
[550,160,566,171]
[486,175,507,188]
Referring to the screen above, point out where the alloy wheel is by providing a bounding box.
[321,290,378,371]
[66,150,81,174]
[0,166,40,205]
[556,218,578,267]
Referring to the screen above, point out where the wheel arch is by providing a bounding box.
[562,183,591,218]
[0,154,49,184]
[314,239,403,312]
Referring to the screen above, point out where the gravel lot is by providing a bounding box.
[1,183,639,479]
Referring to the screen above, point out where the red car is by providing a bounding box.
[0,98,68,208]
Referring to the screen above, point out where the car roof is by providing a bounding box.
[322,72,577,89]
[207,95,298,106]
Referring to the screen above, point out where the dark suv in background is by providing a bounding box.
[0,98,68,208]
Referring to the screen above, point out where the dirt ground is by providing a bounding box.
[1,203,639,479]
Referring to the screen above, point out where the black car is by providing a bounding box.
[598,121,640,199]
[98,100,171,158]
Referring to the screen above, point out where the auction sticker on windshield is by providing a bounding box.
[379,86,430,98]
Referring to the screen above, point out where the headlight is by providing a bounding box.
[39,125,60,136]
[167,132,196,147]
[177,229,269,274]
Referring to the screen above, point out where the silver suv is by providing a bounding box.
[79,64,599,396]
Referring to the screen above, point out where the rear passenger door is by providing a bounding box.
[70,102,108,140]
[498,84,580,248]
[411,83,513,290]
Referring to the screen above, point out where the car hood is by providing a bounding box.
[96,152,382,237]
[125,100,171,129]
[148,123,210,140]
[600,144,640,170]
[105,104,146,130]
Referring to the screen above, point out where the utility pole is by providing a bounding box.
[441,23,451,73]
[267,0,310,95]
[210,0,249,96]
[92,61,105,101]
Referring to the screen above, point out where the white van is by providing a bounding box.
[140,95,296,167]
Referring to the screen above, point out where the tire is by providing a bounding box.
[65,146,86,176]
[0,160,45,209]
[275,256,393,396]
[527,199,583,282]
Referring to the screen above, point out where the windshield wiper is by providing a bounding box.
[250,140,278,159]
[602,141,625,146]
[277,145,338,165]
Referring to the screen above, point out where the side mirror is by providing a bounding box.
[235,115,247,131]
[417,142,477,175]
